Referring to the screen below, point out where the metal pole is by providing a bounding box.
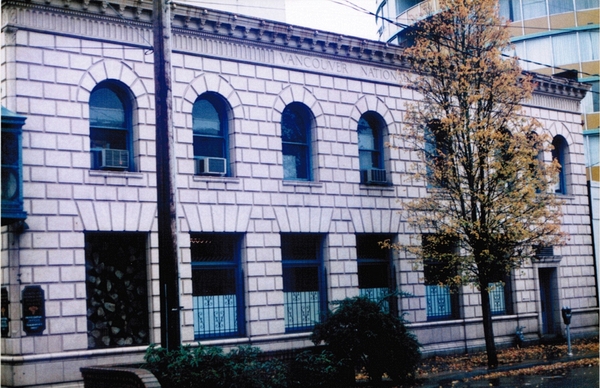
[153,0,181,351]
[566,325,572,356]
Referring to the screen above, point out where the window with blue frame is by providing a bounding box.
[358,112,388,185]
[193,93,230,176]
[191,233,244,339]
[281,103,313,181]
[89,82,134,171]
[488,276,513,316]
[1,107,27,225]
[552,135,569,194]
[424,120,450,188]
[281,234,326,332]
[357,234,396,314]
[422,234,459,321]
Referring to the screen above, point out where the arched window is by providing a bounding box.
[552,135,569,194]
[193,93,229,176]
[281,102,312,181]
[89,82,133,171]
[358,111,387,185]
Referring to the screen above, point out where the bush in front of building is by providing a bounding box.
[143,344,288,388]
[288,348,348,388]
[311,296,422,385]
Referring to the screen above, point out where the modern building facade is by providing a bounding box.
[1,0,597,387]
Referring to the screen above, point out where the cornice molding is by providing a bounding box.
[1,0,591,101]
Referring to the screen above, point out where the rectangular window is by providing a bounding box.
[499,0,523,21]
[191,234,244,339]
[85,233,149,349]
[552,33,579,66]
[282,234,326,332]
[576,0,599,11]
[522,0,548,19]
[357,234,395,314]
[580,30,599,62]
[549,0,574,14]
[525,37,552,70]
[423,235,459,321]
[488,277,513,316]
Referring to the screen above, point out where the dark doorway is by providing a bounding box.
[538,268,558,335]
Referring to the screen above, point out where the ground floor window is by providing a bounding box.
[489,275,513,316]
[85,232,149,349]
[282,233,326,332]
[423,234,460,321]
[191,233,244,339]
[357,234,395,314]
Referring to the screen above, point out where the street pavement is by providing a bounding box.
[418,353,599,388]
[420,365,598,387]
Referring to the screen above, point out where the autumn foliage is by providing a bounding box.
[393,0,565,368]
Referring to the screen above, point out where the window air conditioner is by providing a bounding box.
[100,149,129,169]
[196,157,227,175]
[361,169,387,184]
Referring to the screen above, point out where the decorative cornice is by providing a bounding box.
[1,0,591,101]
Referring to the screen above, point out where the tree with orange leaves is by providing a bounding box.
[394,0,565,368]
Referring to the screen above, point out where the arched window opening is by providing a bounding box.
[358,111,387,185]
[281,102,313,181]
[552,135,569,194]
[89,82,133,171]
[193,93,230,176]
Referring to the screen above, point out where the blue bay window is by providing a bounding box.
[281,234,326,332]
[191,233,244,339]
[1,107,27,225]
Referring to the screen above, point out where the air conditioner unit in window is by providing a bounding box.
[361,169,387,185]
[196,157,227,175]
[100,149,129,170]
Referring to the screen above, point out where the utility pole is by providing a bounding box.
[153,0,181,350]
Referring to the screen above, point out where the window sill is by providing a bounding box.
[359,183,394,191]
[192,175,240,184]
[282,180,323,188]
[89,170,144,179]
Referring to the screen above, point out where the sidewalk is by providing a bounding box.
[416,350,599,388]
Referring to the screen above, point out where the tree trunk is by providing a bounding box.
[479,285,499,369]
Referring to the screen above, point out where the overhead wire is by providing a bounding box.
[332,0,599,96]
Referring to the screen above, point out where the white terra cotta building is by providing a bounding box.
[1,0,598,386]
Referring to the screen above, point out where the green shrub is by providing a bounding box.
[289,349,348,388]
[143,344,287,388]
[311,296,421,384]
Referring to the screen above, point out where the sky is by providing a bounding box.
[285,0,379,40]
[182,0,380,41]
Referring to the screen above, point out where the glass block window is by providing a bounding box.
[282,234,325,332]
[193,93,230,176]
[191,234,244,339]
[357,234,395,314]
[89,82,133,171]
[281,103,313,181]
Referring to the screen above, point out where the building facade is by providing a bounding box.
[1,0,598,387]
